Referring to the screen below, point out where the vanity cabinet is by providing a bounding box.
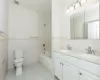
[54,52,100,80]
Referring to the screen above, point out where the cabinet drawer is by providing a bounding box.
[78,60,100,77]
[60,55,80,67]
[80,69,100,80]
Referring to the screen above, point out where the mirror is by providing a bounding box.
[70,2,100,40]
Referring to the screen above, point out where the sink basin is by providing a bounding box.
[60,50,71,53]
[78,54,99,60]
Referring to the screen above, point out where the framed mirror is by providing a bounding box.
[70,2,100,40]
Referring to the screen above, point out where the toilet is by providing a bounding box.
[14,50,24,76]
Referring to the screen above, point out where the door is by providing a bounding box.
[63,62,79,80]
[54,58,62,80]
[0,41,7,80]
[80,70,100,80]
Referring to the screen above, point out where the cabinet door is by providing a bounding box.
[54,58,62,80]
[63,62,79,80]
[80,70,100,80]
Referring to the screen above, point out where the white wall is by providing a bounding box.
[52,0,63,51]
[8,4,38,39]
[8,3,41,69]
[43,12,51,56]
[38,12,45,49]
[52,0,71,51]
[52,0,100,57]
[38,11,51,57]
[52,0,71,38]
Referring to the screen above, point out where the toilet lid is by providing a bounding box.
[14,58,24,63]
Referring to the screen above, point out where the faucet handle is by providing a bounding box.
[67,45,70,48]
[67,45,72,51]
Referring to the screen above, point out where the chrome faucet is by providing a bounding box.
[67,45,72,51]
[86,46,96,55]
[91,50,96,55]
[86,46,92,54]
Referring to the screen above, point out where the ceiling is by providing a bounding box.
[11,0,51,12]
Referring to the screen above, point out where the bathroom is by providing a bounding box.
[0,0,100,80]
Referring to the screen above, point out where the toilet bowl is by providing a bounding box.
[15,59,23,76]
[14,50,24,76]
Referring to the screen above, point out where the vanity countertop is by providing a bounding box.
[54,50,100,65]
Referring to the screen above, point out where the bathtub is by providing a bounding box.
[39,53,53,74]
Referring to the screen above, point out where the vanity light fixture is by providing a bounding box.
[69,2,76,12]
[65,0,87,14]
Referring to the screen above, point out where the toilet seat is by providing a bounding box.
[14,58,24,63]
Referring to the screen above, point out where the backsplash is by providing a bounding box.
[52,37,100,57]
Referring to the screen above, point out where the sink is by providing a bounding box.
[60,50,71,53]
[79,54,100,60]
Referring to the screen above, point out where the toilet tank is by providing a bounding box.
[14,50,24,59]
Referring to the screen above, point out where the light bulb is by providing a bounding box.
[75,2,81,9]
[70,6,75,11]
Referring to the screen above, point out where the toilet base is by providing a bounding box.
[16,67,22,76]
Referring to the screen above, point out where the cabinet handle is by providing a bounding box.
[60,62,61,64]
[79,73,82,75]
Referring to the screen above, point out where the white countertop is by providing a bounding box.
[54,50,100,65]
